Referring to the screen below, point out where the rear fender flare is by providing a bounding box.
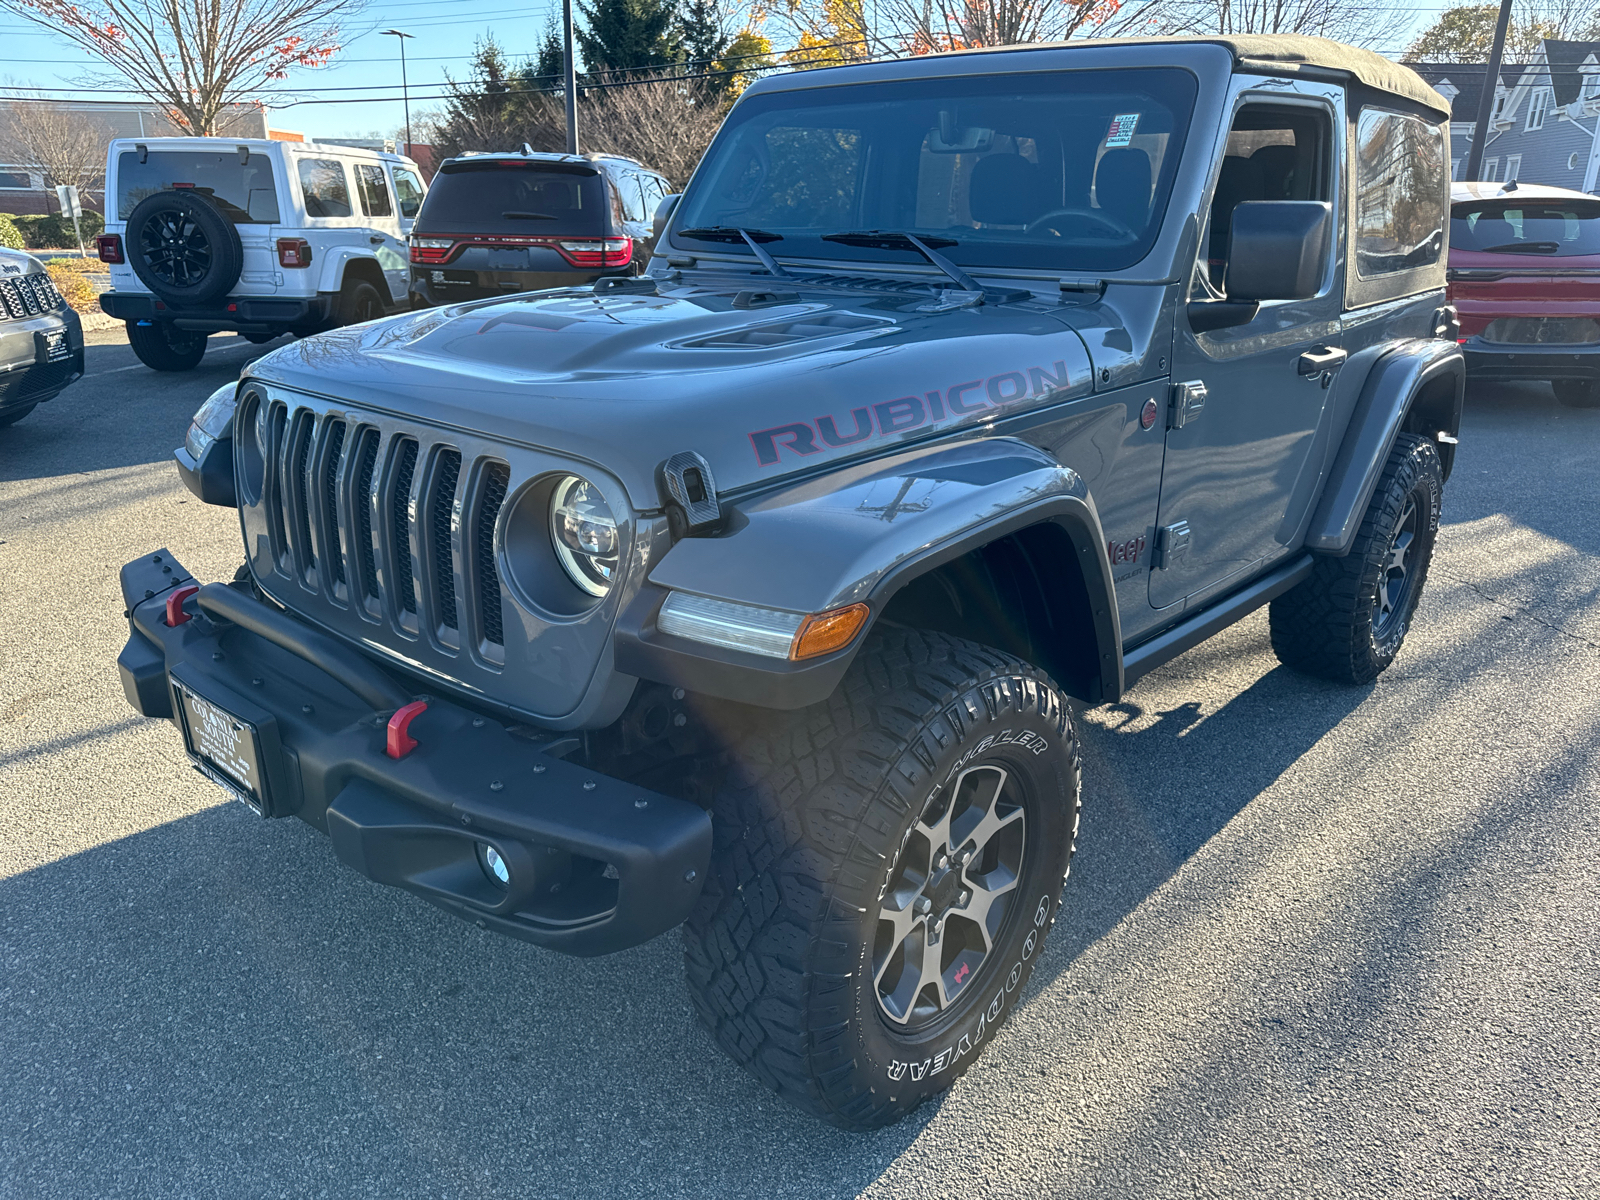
[618,438,1122,708]
[1305,339,1463,555]
[316,248,391,304]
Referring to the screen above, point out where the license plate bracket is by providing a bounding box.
[37,328,70,364]
[169,665,289,817]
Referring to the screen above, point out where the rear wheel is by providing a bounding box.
[1553,379,1600,409]
[126,321,207,372]
[682,628,1080,1130]
[336,280,386,327]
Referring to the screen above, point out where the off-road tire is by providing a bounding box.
[126,321,207,372]
[682,628,1081,1130]
[0,403,36,428]
[124,191,243,306]
[1553,379,1600,409]
[1269,432,1443,683]
[336,280,386,327]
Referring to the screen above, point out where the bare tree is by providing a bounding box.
[0,99,111,198]
[1153,0,1411,49]
[582,76,729,188]
[0,0,365,135]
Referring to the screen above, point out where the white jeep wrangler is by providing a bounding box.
[96,137,427,371]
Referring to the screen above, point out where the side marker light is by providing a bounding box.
[792,603,871,661]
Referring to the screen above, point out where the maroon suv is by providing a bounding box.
[1449,180,1600,408]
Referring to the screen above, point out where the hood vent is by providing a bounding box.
[680,311,894,350]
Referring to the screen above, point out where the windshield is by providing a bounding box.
[116,151,280,223]
[672,68,1197,274]
[1451,199,1600,256]
[416,162,608,235]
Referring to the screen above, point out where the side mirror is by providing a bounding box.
[1225,201,1331,301]
[652,193,681,242]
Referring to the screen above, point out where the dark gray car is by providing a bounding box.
[119,35,1463,1131]
[0,249,84,427]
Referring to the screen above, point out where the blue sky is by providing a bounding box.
[2,1,1452,142]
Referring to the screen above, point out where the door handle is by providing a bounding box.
[369,235,384,245]
[1297,346,1347,376]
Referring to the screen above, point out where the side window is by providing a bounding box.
[355,163,393,218]
[298,158,352,218]
[1354,108,1446,278]
[615,171,646,222]
[391,166,425,219]
[1204,105,1333,292]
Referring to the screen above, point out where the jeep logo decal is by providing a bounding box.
[749,362,1072,466]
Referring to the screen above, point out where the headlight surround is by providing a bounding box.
[184,382,239,460]
[549,474,619,597]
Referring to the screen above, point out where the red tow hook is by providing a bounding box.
[386,700,429,759]
[165,584,200,626]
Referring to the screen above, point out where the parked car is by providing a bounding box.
[1448,180,1600,408]
[0,247,83,427]
[116,35,1464,1130]
[95,136,428,371]
[408,150,669,304]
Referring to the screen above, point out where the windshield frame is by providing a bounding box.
[669,63,1203,280]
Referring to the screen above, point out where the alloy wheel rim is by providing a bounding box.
[1374,496,1418,637]
[873,763,1027,1028]
[140,211,212,288]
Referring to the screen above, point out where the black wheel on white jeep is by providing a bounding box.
[337,280,386,327]
[682,628,1080,1130]
[125,320,207,372]
[124,190,243,306]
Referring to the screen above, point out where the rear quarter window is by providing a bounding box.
[298,158,353,218]
[355,163,393,218]
[116,151,280,223]
[1354,109,1447,278]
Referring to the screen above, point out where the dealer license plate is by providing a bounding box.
[172,678,268,815]
[41,328,69,363]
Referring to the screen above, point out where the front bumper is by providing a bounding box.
[0,307,84,414]
[1461,336,1600,383]
[115,549,711,957]
[100,292,336,335]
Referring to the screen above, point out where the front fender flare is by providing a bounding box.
[1305,339,1463,555]
[613,438,1121,709]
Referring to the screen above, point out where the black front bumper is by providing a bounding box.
[100,292,337,335]
[1462,337,1600,383]
[0,311,85,414]
[115,550,711,957]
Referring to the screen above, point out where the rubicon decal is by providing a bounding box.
[748,362,1074,466]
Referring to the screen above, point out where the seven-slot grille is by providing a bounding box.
[0,273,65,319]
[251,395,509,654]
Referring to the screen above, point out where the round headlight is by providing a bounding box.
[549,475,619,597]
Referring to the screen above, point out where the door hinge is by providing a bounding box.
[1169,380,1207,429]
[1154,520,1192,570]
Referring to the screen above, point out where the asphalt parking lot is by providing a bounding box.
[2,329,1596,1199]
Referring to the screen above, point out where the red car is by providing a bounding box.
[1448,181,1600,408]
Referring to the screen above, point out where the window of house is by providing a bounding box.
[1505,154,1522,183]
[1202,104,1333,292]
[298,158,352,217]
[1354,108,1446,278]
[1492,92,1507,121]
[0,169,32,189]
[1526,87,1550,131]
[1483,157,1500,182]
[1452,158,1461,179]
[1570,151,1583,170]
[1585,73,1600,101]
[391,166,425,218]
[355,163,393,217]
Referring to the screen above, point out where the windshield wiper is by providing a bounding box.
[1480,240,1561,254]
[503,211,556,220]
[676,226,790,277]
[820,230,982,294]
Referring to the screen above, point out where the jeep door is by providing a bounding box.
[1152,82,1347,610]
[354,162,409,303]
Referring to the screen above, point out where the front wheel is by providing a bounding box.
[1553,379,1600,409]
[682,629,1080,1130]
[1269,432,1443,683]
[126,321,207,372]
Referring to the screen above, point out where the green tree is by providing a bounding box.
[576,0,683,74]
[1404,3,1572,62]
[433,36,563,158]
[680,0,730,67]
[531,18,567,92]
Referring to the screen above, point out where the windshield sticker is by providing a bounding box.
[1105,113,1141,147]
[748,361,1073,467]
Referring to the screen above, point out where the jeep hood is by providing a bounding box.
[244,282,1096,510]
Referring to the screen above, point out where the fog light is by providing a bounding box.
[478,843,511,887]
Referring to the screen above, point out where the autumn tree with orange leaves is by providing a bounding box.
[0,0,362,135]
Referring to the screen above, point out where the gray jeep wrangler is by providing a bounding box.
[116,35,1463,1130]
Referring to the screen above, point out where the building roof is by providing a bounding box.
[1539,39,1600,105]
[1405,61,1509,123]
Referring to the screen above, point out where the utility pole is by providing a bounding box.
[380,29,416,159]
[1464,0,1513,181]
[562,0,579,154]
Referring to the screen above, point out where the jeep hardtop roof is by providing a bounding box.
[106,135,419,167]
[744,34,1448,119]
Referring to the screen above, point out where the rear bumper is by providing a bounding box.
[115,549,711,957]
[409,267,616,305]
[100,292,336,334]
[1461,337,1600,382]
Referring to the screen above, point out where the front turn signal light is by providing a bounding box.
[791,603,870,661]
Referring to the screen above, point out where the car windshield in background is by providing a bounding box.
[672,68,1197,274]
[1451,200,1600,256]
[417,162,607,234]
[116,151,280,223]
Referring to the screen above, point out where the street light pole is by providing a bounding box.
[1464,0,1513,182]
[380,29,416,159]
[562,0,579,154]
